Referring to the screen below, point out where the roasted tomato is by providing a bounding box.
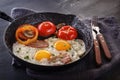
[57,26,78,40]
[38,21,56,37]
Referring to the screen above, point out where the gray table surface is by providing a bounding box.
[0,0,120,80]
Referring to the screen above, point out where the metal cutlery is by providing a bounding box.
[91,17,112,65]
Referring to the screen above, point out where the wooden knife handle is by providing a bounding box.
[93,39,102,65]
[97,34,112,59]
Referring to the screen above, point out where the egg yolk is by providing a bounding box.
[34,50,51,61]
[54,40,71,51]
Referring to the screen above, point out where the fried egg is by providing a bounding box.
[45,37,86,61]
[54,40,71,51]
[34,50,51,61]
[13,37,86,65]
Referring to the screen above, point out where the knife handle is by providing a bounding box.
[93,39,102,65]
[97,34,112,60]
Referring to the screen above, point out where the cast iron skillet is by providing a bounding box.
[0,11,93,71]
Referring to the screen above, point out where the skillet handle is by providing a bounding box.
[0,11,13,22]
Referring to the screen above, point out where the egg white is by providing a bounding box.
[13,37,86,65]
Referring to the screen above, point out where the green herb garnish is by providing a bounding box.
[16,50,20,53]
[24,55,29,59]
[66,48,71,52]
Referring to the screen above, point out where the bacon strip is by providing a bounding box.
[27,40,49,48]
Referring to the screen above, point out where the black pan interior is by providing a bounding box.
[4,12,93,70]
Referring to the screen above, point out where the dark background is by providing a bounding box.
[0,0,120,80]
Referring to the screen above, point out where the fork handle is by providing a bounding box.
[93,39,102,65]
[97,34,112,60]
